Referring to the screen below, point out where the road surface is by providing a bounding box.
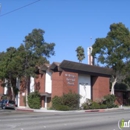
[0,109,129,130]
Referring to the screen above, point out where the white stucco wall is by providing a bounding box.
[45,70,52,93]
[30,77,35,93]
[78,74,91,107]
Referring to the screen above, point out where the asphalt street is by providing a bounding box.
[0,109,130,130]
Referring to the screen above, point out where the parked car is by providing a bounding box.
[0,101,2,107]
[1,100,15,109]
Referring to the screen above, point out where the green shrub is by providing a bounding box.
[54,105,70,111]
[28,91,41,109]
[100,104,107,109]
[127,97,130,105]
[82,102,107,110]
[81,102,89,110]
[89,102,100,109]
[62,92,80,110]
[52,96,63,109]
[81,94,117,110]
[52,91,81,111]
[103,94,117,108]
[1,95,8,100]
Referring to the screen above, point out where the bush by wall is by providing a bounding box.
[28,91,41,109]
[82,94,117,110]
[54,105,70,111]
[103,94,117,108]
[1,95,8,100]
[128,97,130,105]
[89,102,100,109]
[52,91,81,111]
[62,92,80,109]
[51,96,63,109]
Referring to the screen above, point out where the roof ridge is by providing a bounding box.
[62,60,111,70]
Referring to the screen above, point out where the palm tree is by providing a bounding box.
[76,46,85,63]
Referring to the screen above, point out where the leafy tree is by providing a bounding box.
[18,28,55,106]
[76,46,85,62]
[122,61,130,88]
[0,28,55,106]
[92,23,130,95]
[0,47,20,100]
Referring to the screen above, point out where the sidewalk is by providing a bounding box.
[16,107,85,113]
[16,106,130,113]
[85,106,130,112]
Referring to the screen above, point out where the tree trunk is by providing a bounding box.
[9,79,15,101]
[110,78,117,95]
[10,85,15,100]
[25,88,28,107]
[25,78,29,108]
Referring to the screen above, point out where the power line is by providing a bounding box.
[0,0,41,17]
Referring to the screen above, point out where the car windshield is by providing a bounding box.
[9,100,15,104]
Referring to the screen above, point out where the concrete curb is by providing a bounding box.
[16,108,34,112]
[85,109,106,112]
[85,108,124,112]
[85,109,100,112]
[16,107,128,113]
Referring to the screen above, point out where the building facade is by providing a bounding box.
[0,60,112,108]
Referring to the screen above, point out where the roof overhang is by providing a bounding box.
[49,62,62,72]
[37,64,53,74]
[59,60,113,77]
[40,92,51,97]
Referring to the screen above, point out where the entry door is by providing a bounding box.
[79,84,87,107]
[47,97,51,108]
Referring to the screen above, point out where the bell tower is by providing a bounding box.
[87,47,94,65]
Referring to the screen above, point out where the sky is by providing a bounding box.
[0,0,129,64]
